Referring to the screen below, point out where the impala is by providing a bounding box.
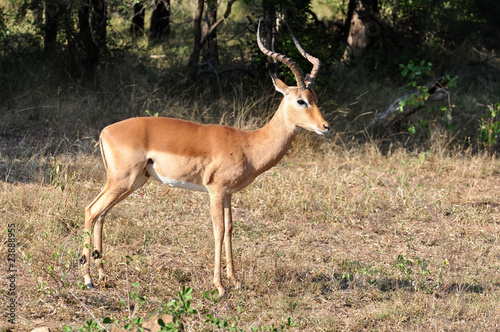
[81,20,329,296]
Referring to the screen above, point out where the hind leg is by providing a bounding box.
[82,171,149,288]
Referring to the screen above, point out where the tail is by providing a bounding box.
[99,134,109,171]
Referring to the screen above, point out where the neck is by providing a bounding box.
[248,101,298,174]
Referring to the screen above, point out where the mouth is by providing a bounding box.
[315,128,329,135]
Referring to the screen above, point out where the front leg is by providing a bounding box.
[223,194,240,289]
[209,191,225,297]
[93,216,108,284]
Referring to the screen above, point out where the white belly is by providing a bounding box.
[145,163,208,192]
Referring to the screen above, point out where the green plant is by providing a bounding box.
[434,258,449,288]
[335,259,381,288]
[159,286,198,331]
[205,314,242,331]
[201,289,297,331]
[398,60,433,112]
[120,280,147,330]
[250,317,297,332]
[129,282,147,307]
[398,60,457,134]
[398,60,433,134]
[62,318,108,332]
[62,317,118,332]
[49,157,77,192]
[145,109,159,117]
[203,289,243,331]
[393,250,431,291]
[124,317,145,332]
[478,103,500,150]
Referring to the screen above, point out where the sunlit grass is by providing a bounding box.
[1,130,499,330]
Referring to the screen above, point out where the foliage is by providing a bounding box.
[201,289,297,332]
[378,0,496,50]
[397,59,457,134]
[122,280,147,330]
[159,286,198,331]
[478,103,500,149]
[49,157,77,192]
[393,241,450,293]
[398,60,433,112]
[250,317,297,332]
[62,317,115,332]
[393,253,431,291]
[63,285,297,331]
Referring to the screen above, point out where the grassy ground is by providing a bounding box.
[1,117,499,330]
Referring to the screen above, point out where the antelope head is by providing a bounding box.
[257,20,329,135]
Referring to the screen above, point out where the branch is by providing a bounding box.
[370,76,453,129]
[200,0,236,49]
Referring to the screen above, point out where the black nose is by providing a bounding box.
[324,124,330,132]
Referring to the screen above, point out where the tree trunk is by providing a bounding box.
[130,1,145,37]
[262,0,277,74]
[187,0,204,83]
[202,0,219,65]
[149,0,170,41]
[187,0,236,83]
[78,0,107,75]
[92,0,107,48]
[343,0,379,62]
[78,1,99,74]
[44,0,62,54]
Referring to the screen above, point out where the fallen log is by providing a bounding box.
[370,76,453,129]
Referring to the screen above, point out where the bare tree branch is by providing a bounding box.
[370,76,452,129]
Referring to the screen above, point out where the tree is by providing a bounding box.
[78,0,107,75]
[130,1,145,37]
[186,0,236,83]
[260,0,314,77]
[149,0,170,42]
[44,0,63,54]
[261,0,277,74]
[201,0,219,65]
[343,0,380,62]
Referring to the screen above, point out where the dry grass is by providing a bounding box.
[1,36,499,330]
[1,131,499,330]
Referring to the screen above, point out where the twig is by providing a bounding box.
[69,290,106,330]
[125,262,132,320]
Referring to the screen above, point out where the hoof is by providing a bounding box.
[85,282,95,289]
[217,286,226,298]
[99,274,109,284]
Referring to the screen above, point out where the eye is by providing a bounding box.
[297,99,307,106]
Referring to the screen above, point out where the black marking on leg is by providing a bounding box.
[80,255,87,265]
[92,250,101,259]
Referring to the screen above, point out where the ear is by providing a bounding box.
[304,73,312,87]
[270,73,290,96]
